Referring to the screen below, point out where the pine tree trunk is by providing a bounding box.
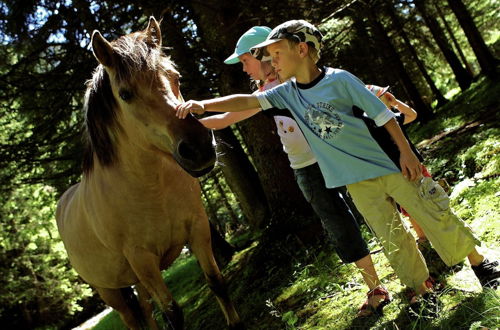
[414,0,473,90]
[447,0,498,77]
[385,3,448,107]
[161,7,272,230]
[189,1,313,223]
[212,170,240,224]
[434,3,475,77]
[209,221,235,268]
[214,128,270,229]
[201,182,225,231]
[366,10,434,121]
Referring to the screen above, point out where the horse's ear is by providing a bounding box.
[92,30,115,68]
[145,16,162,48]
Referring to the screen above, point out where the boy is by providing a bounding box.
[176,20,499,312]
[202,26,391,316]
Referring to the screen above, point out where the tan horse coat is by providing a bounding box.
[56,17,240,329]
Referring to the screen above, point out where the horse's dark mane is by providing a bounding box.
[82,32,171,174]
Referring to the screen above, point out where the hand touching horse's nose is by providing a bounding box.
[176,100,206,119]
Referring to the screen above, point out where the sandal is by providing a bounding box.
[407,277,442,319]
[357,286,391,317]
[406,276,444,300]
[408,291,441,319]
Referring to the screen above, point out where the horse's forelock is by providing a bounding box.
[112,33,164,83]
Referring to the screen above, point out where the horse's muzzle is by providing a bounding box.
[174,132,216,178]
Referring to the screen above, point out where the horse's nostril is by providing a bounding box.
[177,141,198,161]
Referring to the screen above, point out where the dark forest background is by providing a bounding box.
[0,0,498,328]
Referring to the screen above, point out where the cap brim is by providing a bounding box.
[250,38,283,51]
[224,53,241,64]
[379,86,390,96]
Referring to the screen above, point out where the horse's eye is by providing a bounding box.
[119,90,133,102]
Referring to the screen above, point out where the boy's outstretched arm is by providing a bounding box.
[176,94,260,119]
[383,118,422,181]
[200,109,261,130]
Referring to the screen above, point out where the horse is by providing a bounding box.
[56,17,241,329]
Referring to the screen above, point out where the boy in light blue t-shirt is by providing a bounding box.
[176,19,499,314]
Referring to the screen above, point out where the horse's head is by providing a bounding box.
[83,17,215,177]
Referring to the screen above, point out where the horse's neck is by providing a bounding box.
[87,147,192,198]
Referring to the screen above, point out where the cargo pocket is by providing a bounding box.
[418,177,450,212]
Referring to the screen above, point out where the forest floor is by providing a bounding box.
[91,76,500,330]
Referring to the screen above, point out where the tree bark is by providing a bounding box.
[364,9,434,121]
[447,0,498,77]
[214,128,270,229]
[209,221,235,268]
[385,3,448,107]
[201,182,223,230]
[212,170,240,225]
[414,0,473,90]
[161,7,272,230]
[434,3,475,77]
[189,1,313,223]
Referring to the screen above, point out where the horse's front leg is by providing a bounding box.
[125,247,183,329]
[135,283,160,330]
[190,219,242,329]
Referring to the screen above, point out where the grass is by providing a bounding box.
[92,76,500,329]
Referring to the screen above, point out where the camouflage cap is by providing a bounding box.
[250,20,323,60]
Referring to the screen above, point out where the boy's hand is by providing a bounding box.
[176,100,205,119]
[400,150,422,181]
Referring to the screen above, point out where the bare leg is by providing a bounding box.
[95,287,141,330]
[355,254,391,316]
[408,216,427,241]
[354,254,381,290]
[467,248,484,266]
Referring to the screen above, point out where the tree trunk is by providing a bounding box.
[189,1,313,223]
[414,0,473,90]
[201,180,236,266]
[447,0,498,77]
[214,128,270,229]
[161,8,271,230]
[385,3,448,107]
[434,3,475,77]
[209,221,235,268]
[351,17,383,80]
[201,182,224,230]
[212,170,240,225]
[365,10,434,121]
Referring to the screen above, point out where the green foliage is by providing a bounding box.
[0,184,92,328]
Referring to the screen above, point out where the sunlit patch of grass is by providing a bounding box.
[92,310,125,330]
[457,131,500,179]
[450,177,500,243]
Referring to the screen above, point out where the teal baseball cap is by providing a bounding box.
[224,26,272,64]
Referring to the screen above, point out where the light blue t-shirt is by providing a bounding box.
[256,67,400,188]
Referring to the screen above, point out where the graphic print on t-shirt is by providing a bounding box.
[305,102,344,140]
